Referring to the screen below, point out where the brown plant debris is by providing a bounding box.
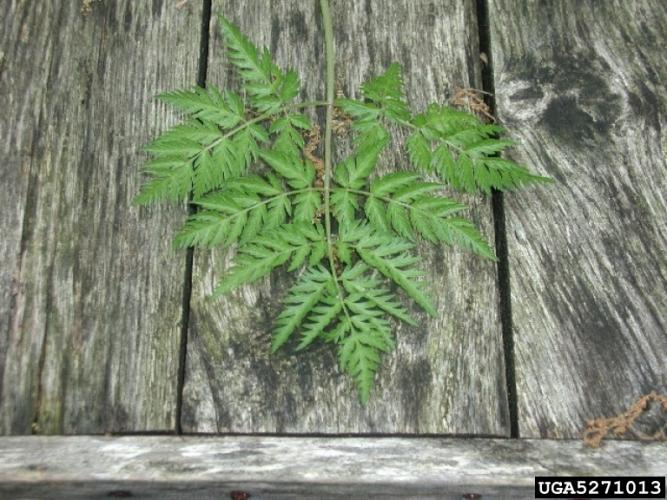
[583,391,667,448]
[333,106,352,136]
[303,124,325,223]
[80,0,100,15]
[450,87,495,123]
[303,124,324,187]
[332,76,352,136]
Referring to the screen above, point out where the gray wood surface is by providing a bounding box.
[488,0,667,437]
[0,1,202,433]
[1,436,665,499]
[182,0,508,434]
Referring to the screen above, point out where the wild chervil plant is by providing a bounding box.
[135,1,550,403]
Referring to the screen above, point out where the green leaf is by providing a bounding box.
[465,138,516,156]
[331,188,358,229]
[358,182,494,257]
[364,196,390,233]
[336,240,353,265]
[134,157,192,205]
[432,145,456,181]
[136,16,552,406]
[296,292,343,351]
[345,224,436,316]
[240,201,268,245]
[341,262,417,326]
[219,16,273,85]
[293,190,321,222]
[176,182,290,248]
[432,216,497,260]
[353,122,390,155]
[228,127,262,175]
[157,86,244,128]
[338,327,393,404]
[145,120,222,151]
[386,203,412,240]
[174,210,234,248]
[335,99,380,122]
[361,63,410,123]
[272,120,305,160]
[406,132,432,171]
[230,175,282,196]
[405,196,466,243]
[259,149,314,189]
[411,104,551,193]
[370,171,421,197]
[144,136,202,157]
[476,157,553,192]
[345,137,388,189]
[219,16,299,113]
[213,223,326,296]
[278,70,299,102]
[272,265,334,352]
[288,113,311,130]
[192,150,222,198]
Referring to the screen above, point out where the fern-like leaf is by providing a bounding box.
[213,223,326,296]
[219,16,274,87]
[296,292,343,351]
[338,319,394,404]
[410,104,552,192]
[344,224,436,316]
[341,262,417,326]
[337,63,410,126]
[174,177,296,248]
[362,172,497,259]
[272,265,335,352]
[360,62,410,123]
[157,86,245,128]
[134,156,193,205]
[138,21,551,405]
[220,16,299,113]
[260,149,315,189]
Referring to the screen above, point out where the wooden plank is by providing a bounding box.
[0,436,665,499]
[0,0,203,433]
[487,0,667,437]
[182,0,508,433]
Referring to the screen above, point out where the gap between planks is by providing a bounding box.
[475,0,520,438]
[175,0,213,435]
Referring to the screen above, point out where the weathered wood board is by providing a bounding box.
[488,0,667,437]
[0,1,202,433]
[182,0,508,434]
[1,436,665,499]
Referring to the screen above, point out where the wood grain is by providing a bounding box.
[0,0,202,433]
[182,0,508,434]
[1,436,665,499]
[488,0,667,437]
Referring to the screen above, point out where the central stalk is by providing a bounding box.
[319,0,337,275]
[319,0,352,327]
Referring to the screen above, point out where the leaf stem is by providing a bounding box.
[343,187,462,213]
[320,0,353,326]
[320,0,335,251]
[196,187,318,218]
[395,116,469,156]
